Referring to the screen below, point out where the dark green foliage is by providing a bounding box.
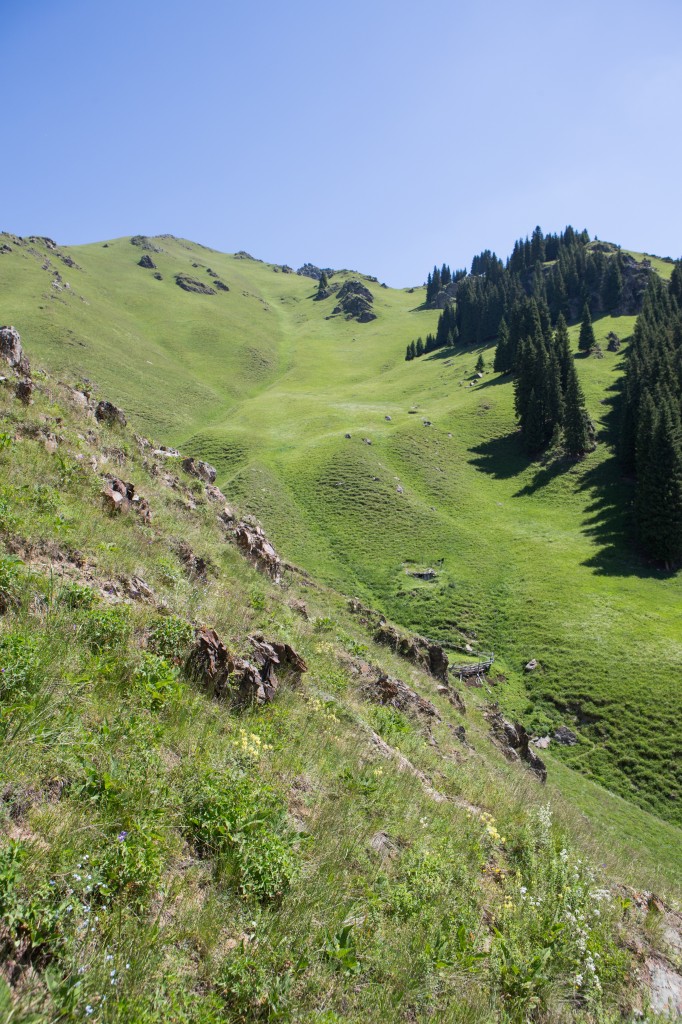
[415,336,425,357]
[493,318,511,372]
[578,302,596,352]
[621,271,682,564]
[601,255,623,311]
[475,353,485,373]
[147,615,195,662]
[563,360,594,456]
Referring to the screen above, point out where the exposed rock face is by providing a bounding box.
[175,540,214,581]
[182,456,217,484]
[101,475,151,523]
[332,279,376,323]
[554,725,578,745]
[214,279,230,291]
[15,379,34,404]
[186,626,306,705]
[373,623,449,681]
[485,707,547,782]
[0,326,26,370]
[297,263,333,281]
[233,520,282,579]
[95,400,127,427]
[130,235,161,252]
[138,254,156,269]
[175,274,216,295]
[340,650,451,721]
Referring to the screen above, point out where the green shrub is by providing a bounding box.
[217,944,293,1021]
[184,771,297,901]
[57,579,96,610]
[0,631,40,700]
[81,604,131,652]
[133,652,182,709]
[0,555,23,612]
[147,615,195,662]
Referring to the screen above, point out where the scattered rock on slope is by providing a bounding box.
[332,279,376,323]
[297,263,333,280]
[174,274,216,295]
[0,326,29,373]
[95,400,127,427]
[182,456,217,484]
[373,623,449,681]
[485,707,547,782]
[186,626,306,705]
[138,254,156,269]
[130,235,162,252]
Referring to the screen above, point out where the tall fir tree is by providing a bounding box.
[563,359,593,455]
[578,302,596,352]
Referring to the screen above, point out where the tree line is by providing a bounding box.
[620,263,682,567]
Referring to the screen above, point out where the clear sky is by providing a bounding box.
[3,0,681,285]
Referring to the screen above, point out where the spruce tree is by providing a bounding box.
[493,318,510,372]
[416,337,425,357]
[601,257,623,311]
[554,313,572,391]
[405,343,414,362]
[409,340,416,360]
[578,302,596,352]
[563,359,593,455]
[475,353,485,373]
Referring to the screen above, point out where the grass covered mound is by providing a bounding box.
[0,353,680,1021]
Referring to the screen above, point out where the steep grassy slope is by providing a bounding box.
[1,356,681,1024]
[1,233,680,831]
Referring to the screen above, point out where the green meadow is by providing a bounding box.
[2,231,680,831]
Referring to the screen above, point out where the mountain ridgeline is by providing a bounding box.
[407,226,682,566]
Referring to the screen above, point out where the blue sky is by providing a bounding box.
[3,0,681,285]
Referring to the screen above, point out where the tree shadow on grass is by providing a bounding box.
[468,430,527,480]
[576,451,674,579]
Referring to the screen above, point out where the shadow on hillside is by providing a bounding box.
[512,455,576,497]
[577,453,675,579]
[475,374,513,391]
[468,431,527,479]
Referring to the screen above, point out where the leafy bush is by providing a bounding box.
[147,615,195,662]
[133,652,182,709]
[184,771,297,901]
[0,631,40,700]
[217,944,294,1021]
[81,604,131,652]
[57,579,96,609]
[0,555,23,612]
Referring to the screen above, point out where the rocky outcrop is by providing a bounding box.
[174,540,214,581]
[373,623,449,681]
[332,279,376,323]
[553,725,578,745]
[297,263,333,281]
[130,235,162,253]
[95,401,127,427]
[101,475,151,523]
[14,379,34,404]
[182,456,217,484]
[174,274,216,295]
[138,254,156,269]
[485,707,547,782]
[214,279,229,292]
[186,626,306,705]
[233,520,282,580]
[0,326,29,373]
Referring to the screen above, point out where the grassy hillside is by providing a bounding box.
[1,354,681,1023]
[1,232,680,833]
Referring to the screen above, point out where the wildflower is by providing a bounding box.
[85,1006,93,1016]
[117,831,128,842]
[105,954,114,962]
[519,886,527,895]
[574,974,583,988]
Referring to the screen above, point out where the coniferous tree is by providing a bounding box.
[578,302,596,352]
[563,359,593,455]
[409,340,416,360]
[416,337,425,357]
[493,318,510,372]
[405,343,414,361]
[554,313,573,392]
[601,257,623,311]
[475,353,485,373]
